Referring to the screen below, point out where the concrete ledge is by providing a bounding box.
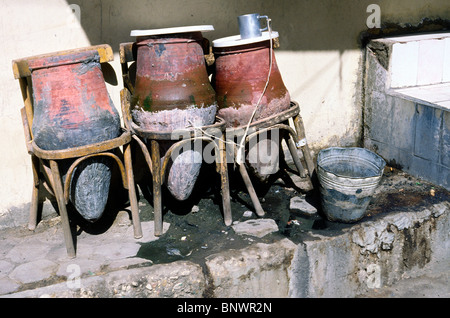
[205,239,297,298]
[4,261,206,298]
[290,202,449,297]
[3,201,448,298]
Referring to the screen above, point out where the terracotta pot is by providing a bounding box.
[212,32,290,128]
[212,32,291,182]
[29,50,120,221]
[132,29,217,132]
[131,26,217,201]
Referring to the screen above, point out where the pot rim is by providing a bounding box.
[130,25,214,37]
[317,147,386,180]
[212,31,279,48]
[27,50,99,71]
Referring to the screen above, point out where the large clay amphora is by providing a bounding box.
[131,26,217,200]
[212,31,290,181]
[29,50,121,222]
[212,31,290,128]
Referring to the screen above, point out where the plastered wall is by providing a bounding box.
[1,0,449,227]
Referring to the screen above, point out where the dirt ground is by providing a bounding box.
[98,158,448,266]
[31,141,446,268]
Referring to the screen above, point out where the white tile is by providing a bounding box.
[435,100,450,111]
[443,38,450,82]
[431,86,450,102]
[390,42,419,88]
[417,39,445,85]
[385,32,450,42]
[400,87,441,102]
[393,83,450,104]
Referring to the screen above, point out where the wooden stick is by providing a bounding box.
[293,114,315,178]
[238,163,265,217]
[28,155,40,230]
[151,140,163,236]
[124,143,143,239]
[285,134,307,178]
[50,160,76,258]
[218,135,232,226]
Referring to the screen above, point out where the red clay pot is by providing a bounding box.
[132,31,217,132]
[131,28,217,201]
[29,50,120,221]
[29,50,120,149]
[212,36,290,128]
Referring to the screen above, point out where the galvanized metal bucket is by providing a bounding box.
[317,147,386,223]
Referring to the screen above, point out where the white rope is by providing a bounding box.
[187,17,275,165]
[235,17,273,165]
[186,119,237,147]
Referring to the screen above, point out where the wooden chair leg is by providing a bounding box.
[124,143,143,239]
[238,163,265,217]
[293,114,315,178]
[284,133,307,178]
[150,140,163,236]
[28,155,40,231]
[49,160,76,258]
[218,136,232,226]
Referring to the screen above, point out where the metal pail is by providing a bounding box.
[317,147,386,223]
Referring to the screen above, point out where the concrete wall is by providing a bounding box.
[364,33,450,189]
[1,0,449,227]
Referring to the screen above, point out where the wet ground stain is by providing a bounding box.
[365,167,449,217]
[79,163,449,266]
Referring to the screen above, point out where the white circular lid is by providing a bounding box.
[130,25,214,37]
[212,31,279,47]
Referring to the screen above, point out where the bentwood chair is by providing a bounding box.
[12,44,142,258]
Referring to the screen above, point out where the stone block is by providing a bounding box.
[205,239,296,298]
[289,196,318,216]
[6,242,50,263]
[366,91,393,143]
[417,39,445,86]
[365,47,389,93]
[390,98,416,151]
[437,164,449,189]
[231,219,279,238]
[414,105,442,162]
[0,277,20,295]
[9,259,58,284]
[390,42,419,88]
[102,261,206,298]
[444,38,450,83]
[442,110,450,167]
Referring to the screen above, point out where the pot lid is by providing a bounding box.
[130,25,214,37]
[212,31,279,47]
